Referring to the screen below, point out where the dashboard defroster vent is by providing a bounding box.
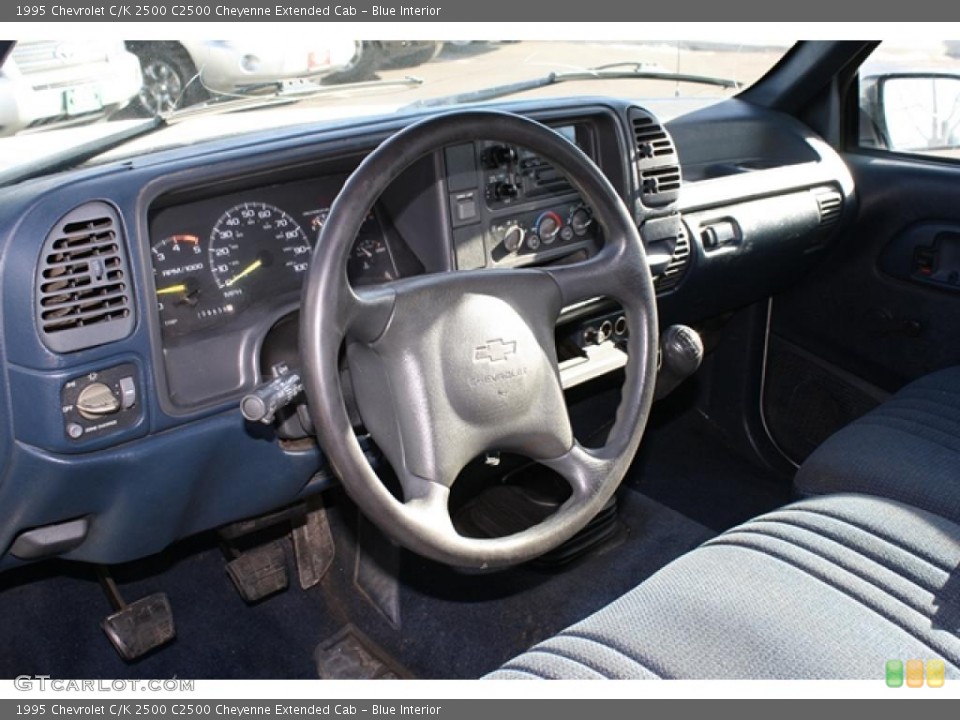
[813,186,843,228]
[654,227,691,293]
[36,202,134,353]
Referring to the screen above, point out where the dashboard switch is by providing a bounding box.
[76,382,121,419]
[118,376,137,410]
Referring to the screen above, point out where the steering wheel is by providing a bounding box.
[300,109,658,569]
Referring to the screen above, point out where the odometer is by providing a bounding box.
[208,202,312,297]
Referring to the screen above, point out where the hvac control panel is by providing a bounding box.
[61,363,140,441]
[444,124,602,271]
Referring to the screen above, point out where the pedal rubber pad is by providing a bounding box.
[101,592,176,661]
[314,625,412,679]
[225,539,289,603]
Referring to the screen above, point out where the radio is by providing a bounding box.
[482,141,575,209]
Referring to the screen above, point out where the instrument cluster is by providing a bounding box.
[149,175,398,340]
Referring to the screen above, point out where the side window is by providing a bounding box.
[859,40,960,160]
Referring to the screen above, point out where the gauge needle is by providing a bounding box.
[224,259,263,287]
[156,284,187,295]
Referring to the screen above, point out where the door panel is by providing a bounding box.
[765,152,960,462]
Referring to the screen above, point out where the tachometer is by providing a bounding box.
[153,234,226,334]
[208,202,312,298]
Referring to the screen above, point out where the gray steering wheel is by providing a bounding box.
[300,109,658,569]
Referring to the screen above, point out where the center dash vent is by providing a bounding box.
[641,166,683,195]
[36,202,134,353]
[812,186,843,228]
[630,113,676,159]
[628,107,681,209]
[654,227,691,293]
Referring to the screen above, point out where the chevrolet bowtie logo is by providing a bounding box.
[474,339,517,363]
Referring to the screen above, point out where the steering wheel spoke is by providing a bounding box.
[343,285,396,343]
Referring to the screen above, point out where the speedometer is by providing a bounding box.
[208,202,312,298]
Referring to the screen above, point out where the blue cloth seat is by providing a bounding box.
[487,494,960,679]
[794,367,960,523]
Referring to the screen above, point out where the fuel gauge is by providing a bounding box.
[348,235,398,286]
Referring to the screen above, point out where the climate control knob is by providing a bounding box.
[570,206,593,236]
[536,211,564,244]
[502,225,525,253]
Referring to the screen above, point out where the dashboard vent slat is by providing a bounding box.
[813,187,844,228]
[641,166,683,194]
[36,202,135,353]
[654,228,691,293]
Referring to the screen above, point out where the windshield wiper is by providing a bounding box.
[165,76,425,124]
[402,63,741,110]
[0,116,165,187]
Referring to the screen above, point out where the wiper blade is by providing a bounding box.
[403,63,740,110]
[165,76,425,124]
[0,116,165,187]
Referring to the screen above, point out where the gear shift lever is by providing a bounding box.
[654,325,703,400]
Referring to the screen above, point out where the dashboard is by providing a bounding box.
[0,96,856,569]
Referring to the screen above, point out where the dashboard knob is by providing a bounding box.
[486,144,518,168]
[536,211,563,244]
[502,225,524,253]
[494,182,520,200]
[570,207,593,236]
[76,382,121,420]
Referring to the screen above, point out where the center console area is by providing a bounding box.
[442,125,603,271]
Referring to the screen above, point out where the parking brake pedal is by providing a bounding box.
[97,568,175,661]
[224,539,290,603]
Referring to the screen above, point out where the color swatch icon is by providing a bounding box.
[886,659,904,687]
[906,659,924,687]
[886,659,946,687]
[927,659,945,688]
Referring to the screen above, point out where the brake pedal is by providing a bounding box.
[224,539,289,603]
[291,498,335,590]
[97,568,175,661]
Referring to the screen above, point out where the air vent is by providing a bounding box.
[36,202,134,353]
[630,113,675,158]
[641,166,683,195]
[628,107,681,209]
[813,187,843,228]
[654,228,691,293]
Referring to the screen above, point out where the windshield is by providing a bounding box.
[0,40,792,177]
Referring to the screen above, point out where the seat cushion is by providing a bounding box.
[487,494,960,679]
[795,366,960,524]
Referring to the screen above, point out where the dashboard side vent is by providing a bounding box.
[813,186,843,228]
[654,227,691,293]
[36,202,135,353]
[628,107,681,209]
